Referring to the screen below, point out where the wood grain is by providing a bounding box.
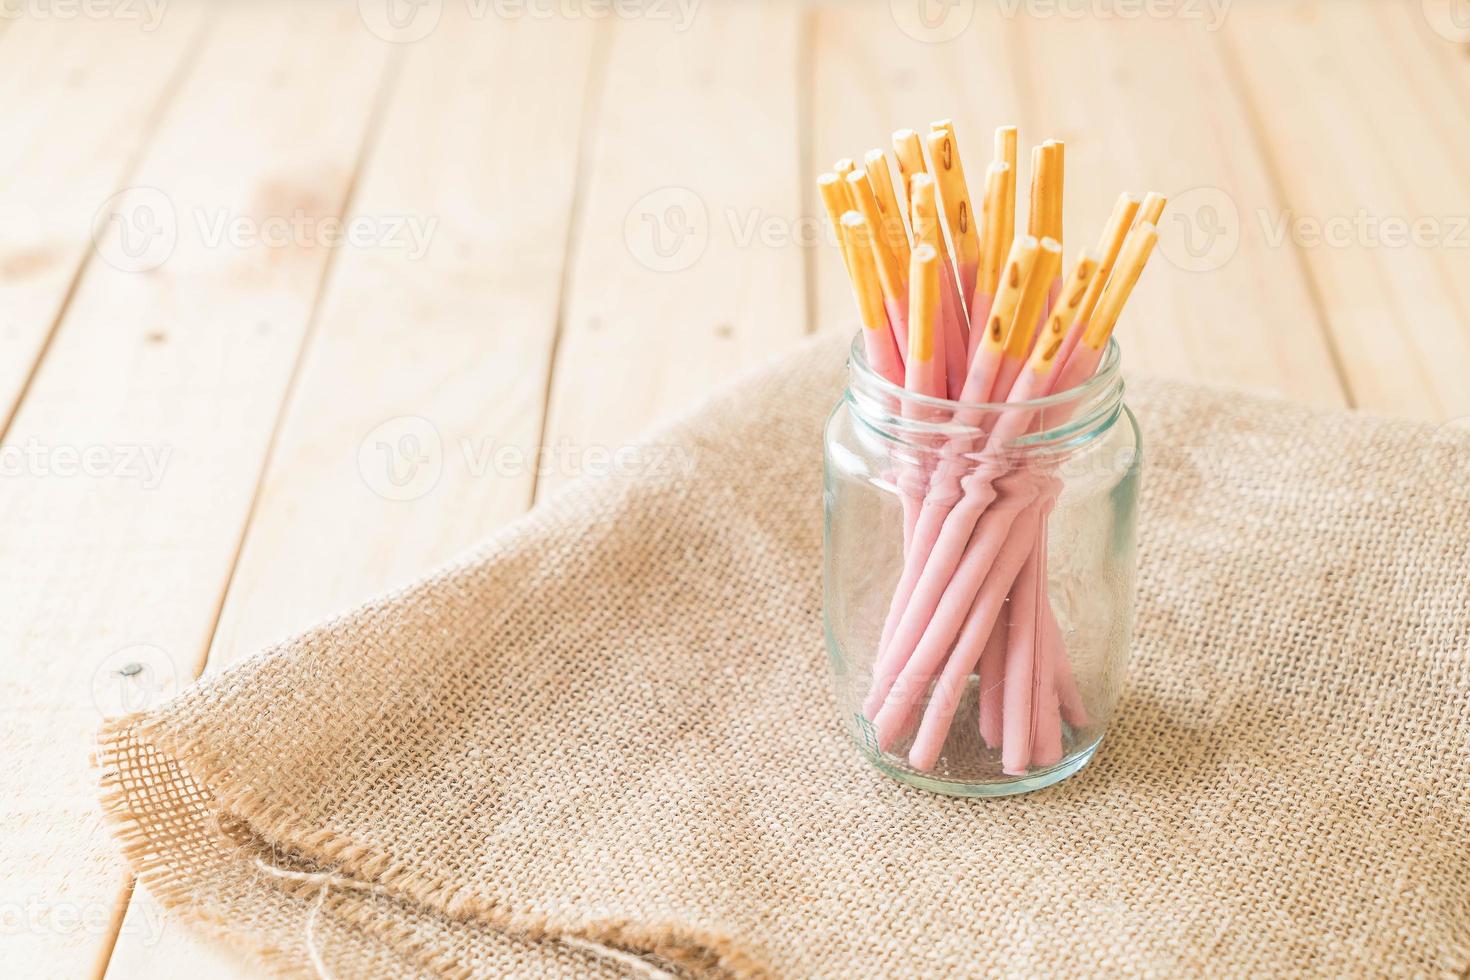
[809,2,1021,338]
[0,11,207,432]
[812,3,1347,407]
[101,10,602,976]
[538,4,807,499]
[0,3,1464,978]
[0,5,391,977]
[1224,0,1470,419]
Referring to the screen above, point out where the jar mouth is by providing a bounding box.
[844,332,1126,456]
[847,333,1123,413]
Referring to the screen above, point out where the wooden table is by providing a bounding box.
[4,1,1466,975]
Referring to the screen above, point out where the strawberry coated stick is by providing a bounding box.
[902,253,1101,771]
[969,161,1011,364]
[895,227,1158,766]
[839,212,904,386]
[847,170,909,364]
[974,252,1105,756]
[902,150,969,399]
[927,123,982,320]
[905,245,945,398]
[867,236,1042,706]
[1056,193,1141,372]
[864,237,1061,724]
[863,148,913,296]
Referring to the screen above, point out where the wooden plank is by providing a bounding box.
[1224,0,1470,420]
[102,12,602,976]
[0,4,393,978]
[809,2,1022,338]
[809,2,1348,408]
[537,4,806,499]
[1015,10,1345,406]
[0,10,207,431]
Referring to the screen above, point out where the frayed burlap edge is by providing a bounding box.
[87,338,837,978]
[95,711,770,978]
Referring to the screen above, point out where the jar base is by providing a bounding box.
[859,738,1103,798]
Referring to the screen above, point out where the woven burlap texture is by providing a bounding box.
[97,334,1470,978]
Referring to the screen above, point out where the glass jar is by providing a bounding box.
[823,335,1141,797]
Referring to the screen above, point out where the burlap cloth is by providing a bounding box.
[96,334,1470,978]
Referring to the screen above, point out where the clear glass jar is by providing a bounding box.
[823,335,1141,796]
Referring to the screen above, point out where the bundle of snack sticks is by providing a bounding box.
[821,121,1163,774]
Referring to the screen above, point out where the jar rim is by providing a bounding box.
[847,333,1123,413]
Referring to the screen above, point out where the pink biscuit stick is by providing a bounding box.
[883,298,910,364]
[991,238,1060,400]
[865,303,1066,727]
[1025,520,1065,771]
[951,229,1156,766]
[1057,193,1141,377]
[893,484,1039,763]
[1001,518,1045,775]
[896,243,947,546]
[897,252,1109,764]
[839,212,914,552]
[925,127,981,395]
[1046,606,1089,728]
[870,238,1042,675]
[939,260,969,399]
[956,262,979,328]
[967,159,1010,368]
[839,213,904,386]
[977,614,1007,749]
[908,174,967,399]
[966,291,994,369]
[871,333,1010,675]
[865,469,1001,717]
